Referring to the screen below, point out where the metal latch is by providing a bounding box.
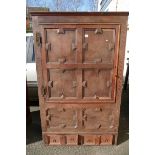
[36,32,42,47]
[41,86,46,97]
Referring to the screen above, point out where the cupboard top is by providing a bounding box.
[30,12,129,17]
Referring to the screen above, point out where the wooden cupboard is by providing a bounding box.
[31,12,129,145]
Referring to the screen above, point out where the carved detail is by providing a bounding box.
[95,136,101,145]
[106,81,112,88]
[95,69,100,76]
[58,108,65,112]
[83,114,87,121]
[96,124,102,129]
[46,115,51,120]
[45,43,51,51]
[94,108,102,112]
[82,42,88,50]
[72,43,77,51]
[72,81,77,88]
[60,124,66,128]
[48,81,53,87]
[58,58,66,64]
[95,28,103,34]
[108,42,114,51]
[82,81,87,87]
[74,125,78,129]
[94,93,99,99]
[94,58,102,64]
[100,135,113,145]
[57,28,65,34]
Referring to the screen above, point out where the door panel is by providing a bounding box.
[47,69,78,99]
[46,28,77,63]
[83,69,113,99]
[83,28,115,64]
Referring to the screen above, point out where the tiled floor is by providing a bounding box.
[26,88,129,155]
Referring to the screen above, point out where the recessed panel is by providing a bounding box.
[48,69,78,99]
[82,108,115,130]
[46,28,77,63]
[46,108,78,129]
[83,28,115,64]
[83,69,113,99]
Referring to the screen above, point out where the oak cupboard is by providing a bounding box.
[31,12,129,145]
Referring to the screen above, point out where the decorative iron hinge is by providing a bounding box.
[41,86,46,97]
[36,32,42,47]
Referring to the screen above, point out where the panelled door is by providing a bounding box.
[41,24,120,103]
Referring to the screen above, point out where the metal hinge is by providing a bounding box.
[41,86,46,97]
[36,32,42,47]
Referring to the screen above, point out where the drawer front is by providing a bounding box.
[83,135,113,145]
[46,107,78,130]
[45,106,116,132]
[49,135,65,145]
[83,135,100,145]
[100,135,113,145]
[45,134,113,145]
[66,135,78,145]
[82,107,115,130]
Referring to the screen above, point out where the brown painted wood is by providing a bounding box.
[31,12,128,145]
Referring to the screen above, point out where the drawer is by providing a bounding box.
[82,107,115,130]
[66,135,78,145]
[83,135,100,145]
[83,134,113,145]
[100,135,113,145]
[48,135,66,145]
[46,107,78,130]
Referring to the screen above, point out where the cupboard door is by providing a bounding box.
[41,25,119,102]
[81,25,119,101]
